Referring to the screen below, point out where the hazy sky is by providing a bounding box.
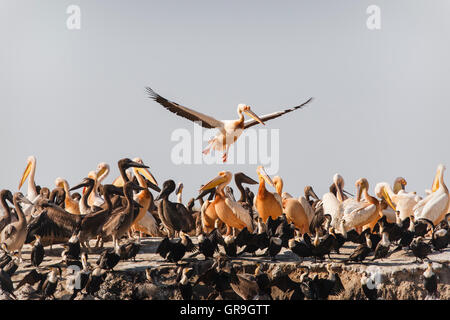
[1,1,449,203]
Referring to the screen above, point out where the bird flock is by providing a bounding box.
[0,155,448,300]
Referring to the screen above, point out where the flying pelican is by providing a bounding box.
[414,164,449,225]
[254,166,283,222]
[146,87,313,162]
[199,172,254,235]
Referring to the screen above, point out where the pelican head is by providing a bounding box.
[273,176,283,195]
[333,174,344,188]
[175,182,184,195]
[199,171,232,192]
[256,166,275,188]
[355,178,369,201]
[19,155,36,190]
[375,183,396,211]
[393,177,407,194]
[95,162,110,181]
[304,185,319,200]
[238,104,265,125]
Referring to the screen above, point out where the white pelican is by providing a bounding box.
[199,171,253,235]
[414,164,449,225]
[342,178,381,233]
[88,162,110,207]
[322,174,346,229]
[146,87,313,162]
[282,186,319,234]
[375,180,420,222]
[254,166,283,222]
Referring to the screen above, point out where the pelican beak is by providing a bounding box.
[69,179,91,192]
[257,166,275,187]
[129,160,150,170]
[145,178,161,192]
[431,168,440,193]
[244,108,265,125]
[96,166,107,179]
[200,174,228,192]
[381,187,396,211]
[19,160,32,190]
[309,187,319,200]
[175,183,183,195]
[356,183,362,202]
[135,167,159,187]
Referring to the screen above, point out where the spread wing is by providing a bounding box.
[244,97,313,129]
[146,87,224,129]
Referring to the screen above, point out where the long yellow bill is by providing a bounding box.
[382,187,397,211]
[245,109,265,125]
[257,166,275,187]
[19,161,32,190]
[135,167,159,186]
[200,173,228,192]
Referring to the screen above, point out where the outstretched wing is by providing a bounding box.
[244,97,313,129]
[146,87,224,129]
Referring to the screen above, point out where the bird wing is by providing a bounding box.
[224,198,254,232]
[16,269,47,290]
[343,203,377,230]
[299,196,315,224]
[244,97,313,129]
[146,87,224,129]
[2,224,17,240]
[418,192,449,224]
[273,192,283,209]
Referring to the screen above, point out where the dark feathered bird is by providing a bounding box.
[423,262,438,299]
[372,232,391,261]
[344,233,372,263]
[96,243,123,270]
[156,233,196,263]
[16,269,48,291]
[361,271,378,300]
[311,228,334,261]
[288,237,312,260]
[31,234,45,267]
[197,229,222,259]
[0,268,16,298]
[311,264,344,300]
[40,268,60,300]
[264,236,282,260]
[120,239,141,261]
[85,267,107,297]
[410,237,432,263]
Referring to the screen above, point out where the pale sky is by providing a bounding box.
[1,0,449,202]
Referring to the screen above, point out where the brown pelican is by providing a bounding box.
[156,180,196,237]
[101,181,145,247]
[146,87,313,162]
[0,192,33,262]
[0,190,14,233]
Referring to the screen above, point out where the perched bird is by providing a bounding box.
[423,262,438,299]
[97,243,123,270]
[344,233,372,263]
[176,267,194,300]
[31,235,45,267]
[197,229,223,259]
[311,264,344,300]
[0,269,15,298]
[120,238,141,262]
[156,232,196,263]
[40,267,60,300]
[410,237,432,263]
[361,271,378,300]
[288,236,313,260]
[372,231,391,261]
[84,267,107,297]
[264,236,282,260]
